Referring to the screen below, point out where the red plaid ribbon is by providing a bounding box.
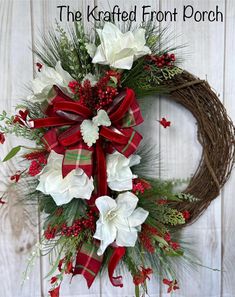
[31,87,143,195]
[73,242,103,288]
[74,243,126,289]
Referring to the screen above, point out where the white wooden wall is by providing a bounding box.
[0,0,234,296]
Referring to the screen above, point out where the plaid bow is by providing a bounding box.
[31,87,143,195]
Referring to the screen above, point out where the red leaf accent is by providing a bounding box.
[36,62,43,72]
[49,286,60,297]
[0,132,5,144]
[159,117,171,128]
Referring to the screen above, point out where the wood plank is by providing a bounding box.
[0,0,41,296]
[221,0,235,296]
[30,0,102,296]
[159,1,225,297]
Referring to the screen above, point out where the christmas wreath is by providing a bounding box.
[0,22,234,296]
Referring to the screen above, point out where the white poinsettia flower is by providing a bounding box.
[106,151,141,191]
[36,151,94,206]
[94,191,149,255]
[28,61,73,102]
[87,22,151,70]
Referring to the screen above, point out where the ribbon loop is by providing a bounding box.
[32,87,143,193]
[54,101,93,118]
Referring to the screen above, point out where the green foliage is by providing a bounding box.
[3,146,21,162]
[123,247,140,276]
[122,63,182,96]
[40,197,88,229]
[121,23,183,96]
[34,22,93,81]
[176,192,199,202]
[20,100,46,120]
[0,110,43,145]
[154,205,185,226]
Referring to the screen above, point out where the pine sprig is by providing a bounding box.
[34,22,92,81]
[0,111,43,144]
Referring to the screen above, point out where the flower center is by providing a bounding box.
[105,208,117,222]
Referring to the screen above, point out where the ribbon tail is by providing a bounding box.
[96,140,108,196]
[108,247,126,287]
[73,242,103,288]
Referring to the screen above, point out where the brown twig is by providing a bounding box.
[164,71,235,224]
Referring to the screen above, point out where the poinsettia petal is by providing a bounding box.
[128,207,149,227]
[116,228,138,247]
[108,179,133,192]
[129,154,141,167]
[95,196,117,221]
[111,55,134,70]
[115,192,138,218]
[36,151,94,205]
[94,220,117,255]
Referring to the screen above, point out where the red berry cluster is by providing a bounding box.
[182,210,190,220]
[156,53,176,68]
[132,178,152,195]
[68,71,120,111]
[78,79,93,108]
[139,224,159,253]
[61,210,96,237]
[68,80,80,94]
[44,225,57,240]
[147,53,176,68]
[164,232,180,251]
[95,85,118,110]
[94,71,119,110]
[28,154,47,176]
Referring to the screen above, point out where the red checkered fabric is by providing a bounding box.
[73,242,103,288]
[62,144,94,178]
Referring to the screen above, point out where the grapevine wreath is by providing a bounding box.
[0,22,234,296]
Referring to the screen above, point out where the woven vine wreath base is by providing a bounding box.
[164,71,235,223]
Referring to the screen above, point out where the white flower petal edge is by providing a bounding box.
[87,22,151,70]
[28,61,73,102]
[94,192,149,255]
[106,151,141,191]
[36,151,94,206]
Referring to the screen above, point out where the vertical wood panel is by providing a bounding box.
[159,1,224,297]
[222,0,235,296]
[0,0,41,296]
